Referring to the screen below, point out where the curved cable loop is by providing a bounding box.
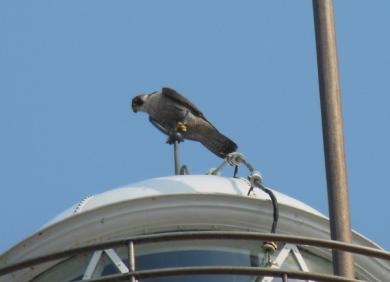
[257,183,279,234]
[209,152,279,235]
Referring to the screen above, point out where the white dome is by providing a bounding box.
[46,175,324,227]
[1,175,389,282]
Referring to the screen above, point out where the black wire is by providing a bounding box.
[260,186,279,234]
[233,165,238,178]
[246,184,278,233]
[247,186,254,196]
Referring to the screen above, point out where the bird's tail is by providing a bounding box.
[201,131,237,159]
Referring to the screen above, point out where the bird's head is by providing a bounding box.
[131,94,148,113]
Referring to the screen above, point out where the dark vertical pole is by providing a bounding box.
[312,0,354,278]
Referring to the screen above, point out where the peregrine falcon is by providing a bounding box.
[131,87,237,158]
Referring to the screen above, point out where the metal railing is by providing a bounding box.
[1,231,390,281]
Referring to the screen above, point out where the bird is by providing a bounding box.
[131,87,237,158]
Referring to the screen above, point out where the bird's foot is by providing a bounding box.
[166,132,183,144]
[176,121,188,132]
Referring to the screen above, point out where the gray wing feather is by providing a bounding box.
[162,87,205,118]
[149,116,169,135]
[184,119,237,158]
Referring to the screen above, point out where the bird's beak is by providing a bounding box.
[131,102,138,113]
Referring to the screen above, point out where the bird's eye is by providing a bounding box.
[132,97,144,107]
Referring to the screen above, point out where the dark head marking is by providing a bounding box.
[131,95,145,112]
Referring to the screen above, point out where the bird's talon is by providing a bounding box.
[177,122,188,132]
[166,132,183,144]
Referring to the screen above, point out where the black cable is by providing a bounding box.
[233,165,238,178]
[247,186,254,196]
[246,184,278,233]
[260,186,279,234]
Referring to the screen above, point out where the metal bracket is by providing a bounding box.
[82,249,129,280]
[261,244,313,282]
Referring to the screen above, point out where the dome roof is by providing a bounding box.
[45,175,325,227]
[2,175,389,282]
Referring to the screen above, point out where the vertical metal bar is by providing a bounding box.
[128,241,136,282]
[282,273,288,282]
[312,0,354,278]
[174,141,180,175]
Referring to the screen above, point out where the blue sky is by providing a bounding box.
[1,1,389,253]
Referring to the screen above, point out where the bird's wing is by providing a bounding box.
[149,116,169,135]
[184,118,237,158]
[162,87,205,118]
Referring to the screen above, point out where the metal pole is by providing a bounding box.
[174,141,180,175]
[312,0,354,278]
[128,241,136,282]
